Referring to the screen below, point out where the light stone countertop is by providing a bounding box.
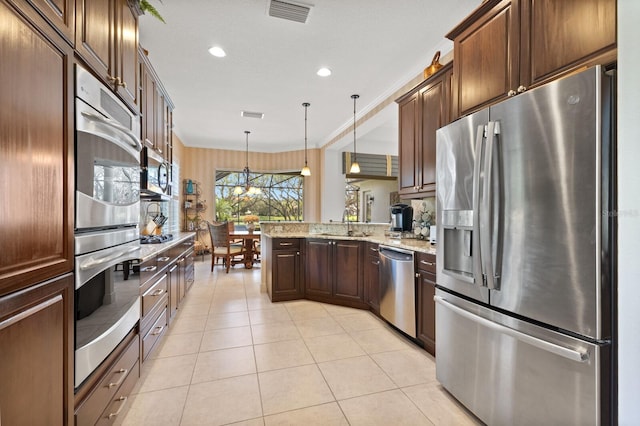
[260,222,436,255]
[138,231,197,262]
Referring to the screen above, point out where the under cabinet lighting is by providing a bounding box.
[317,67,332,77]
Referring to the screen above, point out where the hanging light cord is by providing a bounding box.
[352,94,359,164]
[303,102,309,166]
[244,130,250,189]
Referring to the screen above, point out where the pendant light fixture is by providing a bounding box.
[350,94,361,174]
[301,102,311,176]
[234,130,260,195]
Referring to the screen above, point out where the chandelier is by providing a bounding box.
[234,131,260,196]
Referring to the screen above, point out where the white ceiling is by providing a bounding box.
[138,0,479,154]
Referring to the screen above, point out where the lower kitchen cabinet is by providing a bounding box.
[363,243,380,313]
[416,252,437,355]
[305,239,366,308]
[265,238,304,302]
[0,273,74,426]
[168,263,180,320]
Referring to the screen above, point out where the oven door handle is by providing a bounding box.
[81,111,142,152]
[79,246,140,271]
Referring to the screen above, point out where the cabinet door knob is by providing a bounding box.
[507,89,517,97]
[517,85,527,93]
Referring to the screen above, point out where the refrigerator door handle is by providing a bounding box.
[481,121,500,290]
[434,296,589,363]
[472,124,485,286]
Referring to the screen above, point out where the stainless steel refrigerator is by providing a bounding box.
[435,65,615,425]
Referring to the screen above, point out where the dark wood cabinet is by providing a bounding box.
[0,0,74,295]
[266,238,304,302]
[304,239,333,299]
[182,247,195,293]
[139,46,174,169]
[169,263,180,320]
[139,236,194,360]
[397,92,419,195]
[447,0,616,118]
[75,0,139,111]
[416,252,437,356]
[363,243,380,314]
[305,239,366,308]
[25,0,75,44]
[396,64,452,198]
[0,273,74,426]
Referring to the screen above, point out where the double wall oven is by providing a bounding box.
[74,65,142,388]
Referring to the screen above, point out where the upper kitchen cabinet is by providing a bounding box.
[0,0,74,295]
[396,63,452,198]
[75,0,139,112]
[18,0,76,45]
[139,46,174,164]
[447,0,616,118]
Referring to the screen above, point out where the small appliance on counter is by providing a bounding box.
[429,225,437,244]
[390,203,413,232]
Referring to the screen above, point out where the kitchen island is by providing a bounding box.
[261,222,437,354]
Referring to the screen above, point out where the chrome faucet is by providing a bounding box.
[342,208,353,236]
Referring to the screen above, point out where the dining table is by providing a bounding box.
[229,231,261,269]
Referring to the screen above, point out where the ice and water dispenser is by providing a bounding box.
[441,210,474,280]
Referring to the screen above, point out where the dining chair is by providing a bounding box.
[207,221,247,273]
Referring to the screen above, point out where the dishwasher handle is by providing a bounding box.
[379,245,414,262]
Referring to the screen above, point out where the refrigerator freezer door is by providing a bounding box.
[488,66,610,340]
[435,289,609,425]
[436,109,489,303]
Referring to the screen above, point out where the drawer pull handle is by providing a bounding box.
[141,266,157,272]
[151,288,165,297]
[373,260,380,265]
[107,369,128,388]
[107,396,128,419]
[420,260,435,266]
[151,325,164,336]
[370,248,379,252]
[158,256,171,262]
[279,242,293,246]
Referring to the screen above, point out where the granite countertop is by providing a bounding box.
[138,231,197,262]
[262,231,437,255]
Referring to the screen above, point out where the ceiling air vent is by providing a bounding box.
[241,111,265,119]
[268,0,311,24]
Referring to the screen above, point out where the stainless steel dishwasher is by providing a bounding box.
[379,245,416,338]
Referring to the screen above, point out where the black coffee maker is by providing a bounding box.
[390,203,413,232]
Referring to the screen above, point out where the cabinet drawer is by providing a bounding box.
[139,256,158,287]
[142,274,167,318]
[95,360,139,425]
[142,306,167,361]
[75,334,140,426]
[273,238,300,250]
[156,249,172,271]
[366,242,380,257]
[416,252,436,273]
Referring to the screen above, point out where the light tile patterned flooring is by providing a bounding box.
[116,258,482,426]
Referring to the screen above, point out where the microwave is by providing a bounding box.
[141,146,170,200]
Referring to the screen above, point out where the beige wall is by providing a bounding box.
[176,141,321,224]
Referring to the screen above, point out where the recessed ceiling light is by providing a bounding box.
[317,67,332,77]
[208,46,226,57]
